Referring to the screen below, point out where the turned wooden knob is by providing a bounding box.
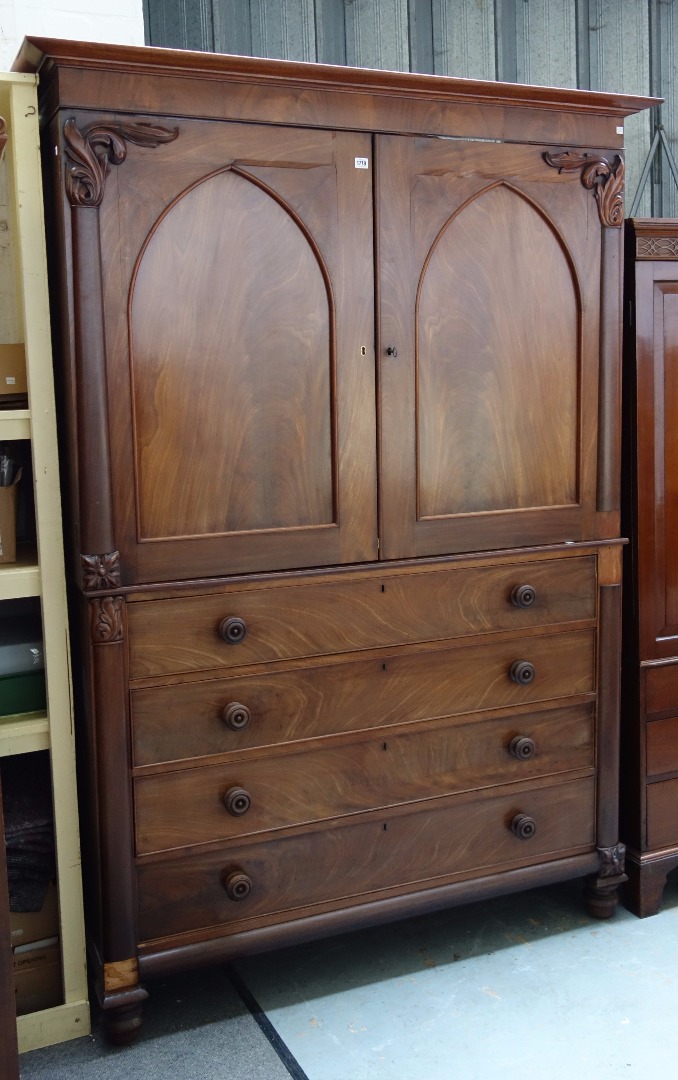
[511,584,537,608]
[222,869,252,901]
[509,735,536,760]
[218,616,247,644]
[510,660,536,685]
[222,702,251,731]
[511,814,537,840]
[223,786,251,816]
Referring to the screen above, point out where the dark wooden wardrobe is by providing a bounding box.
[14,36,654,1038]
[622,219,678,916]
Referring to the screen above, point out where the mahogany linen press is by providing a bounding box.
[14,37,655,1040]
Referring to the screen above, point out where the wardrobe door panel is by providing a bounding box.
[377,135,604,560]
[416,184,578,517]
[94,120,377,583]
[633,263,678,659]
[131,169,333,539]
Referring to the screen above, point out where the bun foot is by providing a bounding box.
[102,1001,145,1045]
[100,989,146,1045]
[583,880,620,919]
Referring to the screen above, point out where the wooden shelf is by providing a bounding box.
[16,1000,90,1054]
[0,410,30,439]
[0,712,49,757]
[0,547,40,599]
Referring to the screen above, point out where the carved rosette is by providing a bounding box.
[90,596,124,644]
[597,843,626,878]
[64,117,179,207]
[543,151,625,227]
[81,551,121,591]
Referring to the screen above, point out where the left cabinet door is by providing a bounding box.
[58,118,377,584]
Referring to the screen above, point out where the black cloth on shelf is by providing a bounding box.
[1,753,56,912]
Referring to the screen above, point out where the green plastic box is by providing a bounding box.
[0,671,46,717]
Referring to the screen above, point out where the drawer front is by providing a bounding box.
[136,777,596,942]
[645,662,678,718]
[127,556,596,678]
[134,702,594,853]
[646,778,678,849]
[647,716,678,778]
[132,627,596,767]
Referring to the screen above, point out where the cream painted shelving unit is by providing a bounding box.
[0,71,90,1052]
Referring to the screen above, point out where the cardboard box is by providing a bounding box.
[0,344,27,397]
[9,882,59,949]
[12,942,62,1015]
[11,886,62,1015]
[0,471,20,564]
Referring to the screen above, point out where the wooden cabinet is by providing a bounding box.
[621,219,678,915]
[0,72,89,1052]
[14,36,654,1038]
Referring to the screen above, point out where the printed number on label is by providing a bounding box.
[355,157,369,169]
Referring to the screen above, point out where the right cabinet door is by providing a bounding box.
[377,134,608,560]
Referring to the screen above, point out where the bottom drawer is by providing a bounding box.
[646,777,678,849]
[137,776,595,943]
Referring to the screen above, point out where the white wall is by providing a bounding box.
[0,0,145,70]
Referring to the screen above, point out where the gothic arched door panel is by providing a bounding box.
[376,133,613,560]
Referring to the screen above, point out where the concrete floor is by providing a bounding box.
[19,873,678,1080]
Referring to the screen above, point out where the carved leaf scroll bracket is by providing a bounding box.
[90,596,124,644]
[0,116,7,157]
[64,117,179,207]
[543,151,625,227]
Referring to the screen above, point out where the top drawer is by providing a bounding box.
[127,556,596,679]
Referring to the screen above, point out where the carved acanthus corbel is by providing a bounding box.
[64,117,179,207]
[90,596,124,644]
[543,151,625,227]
